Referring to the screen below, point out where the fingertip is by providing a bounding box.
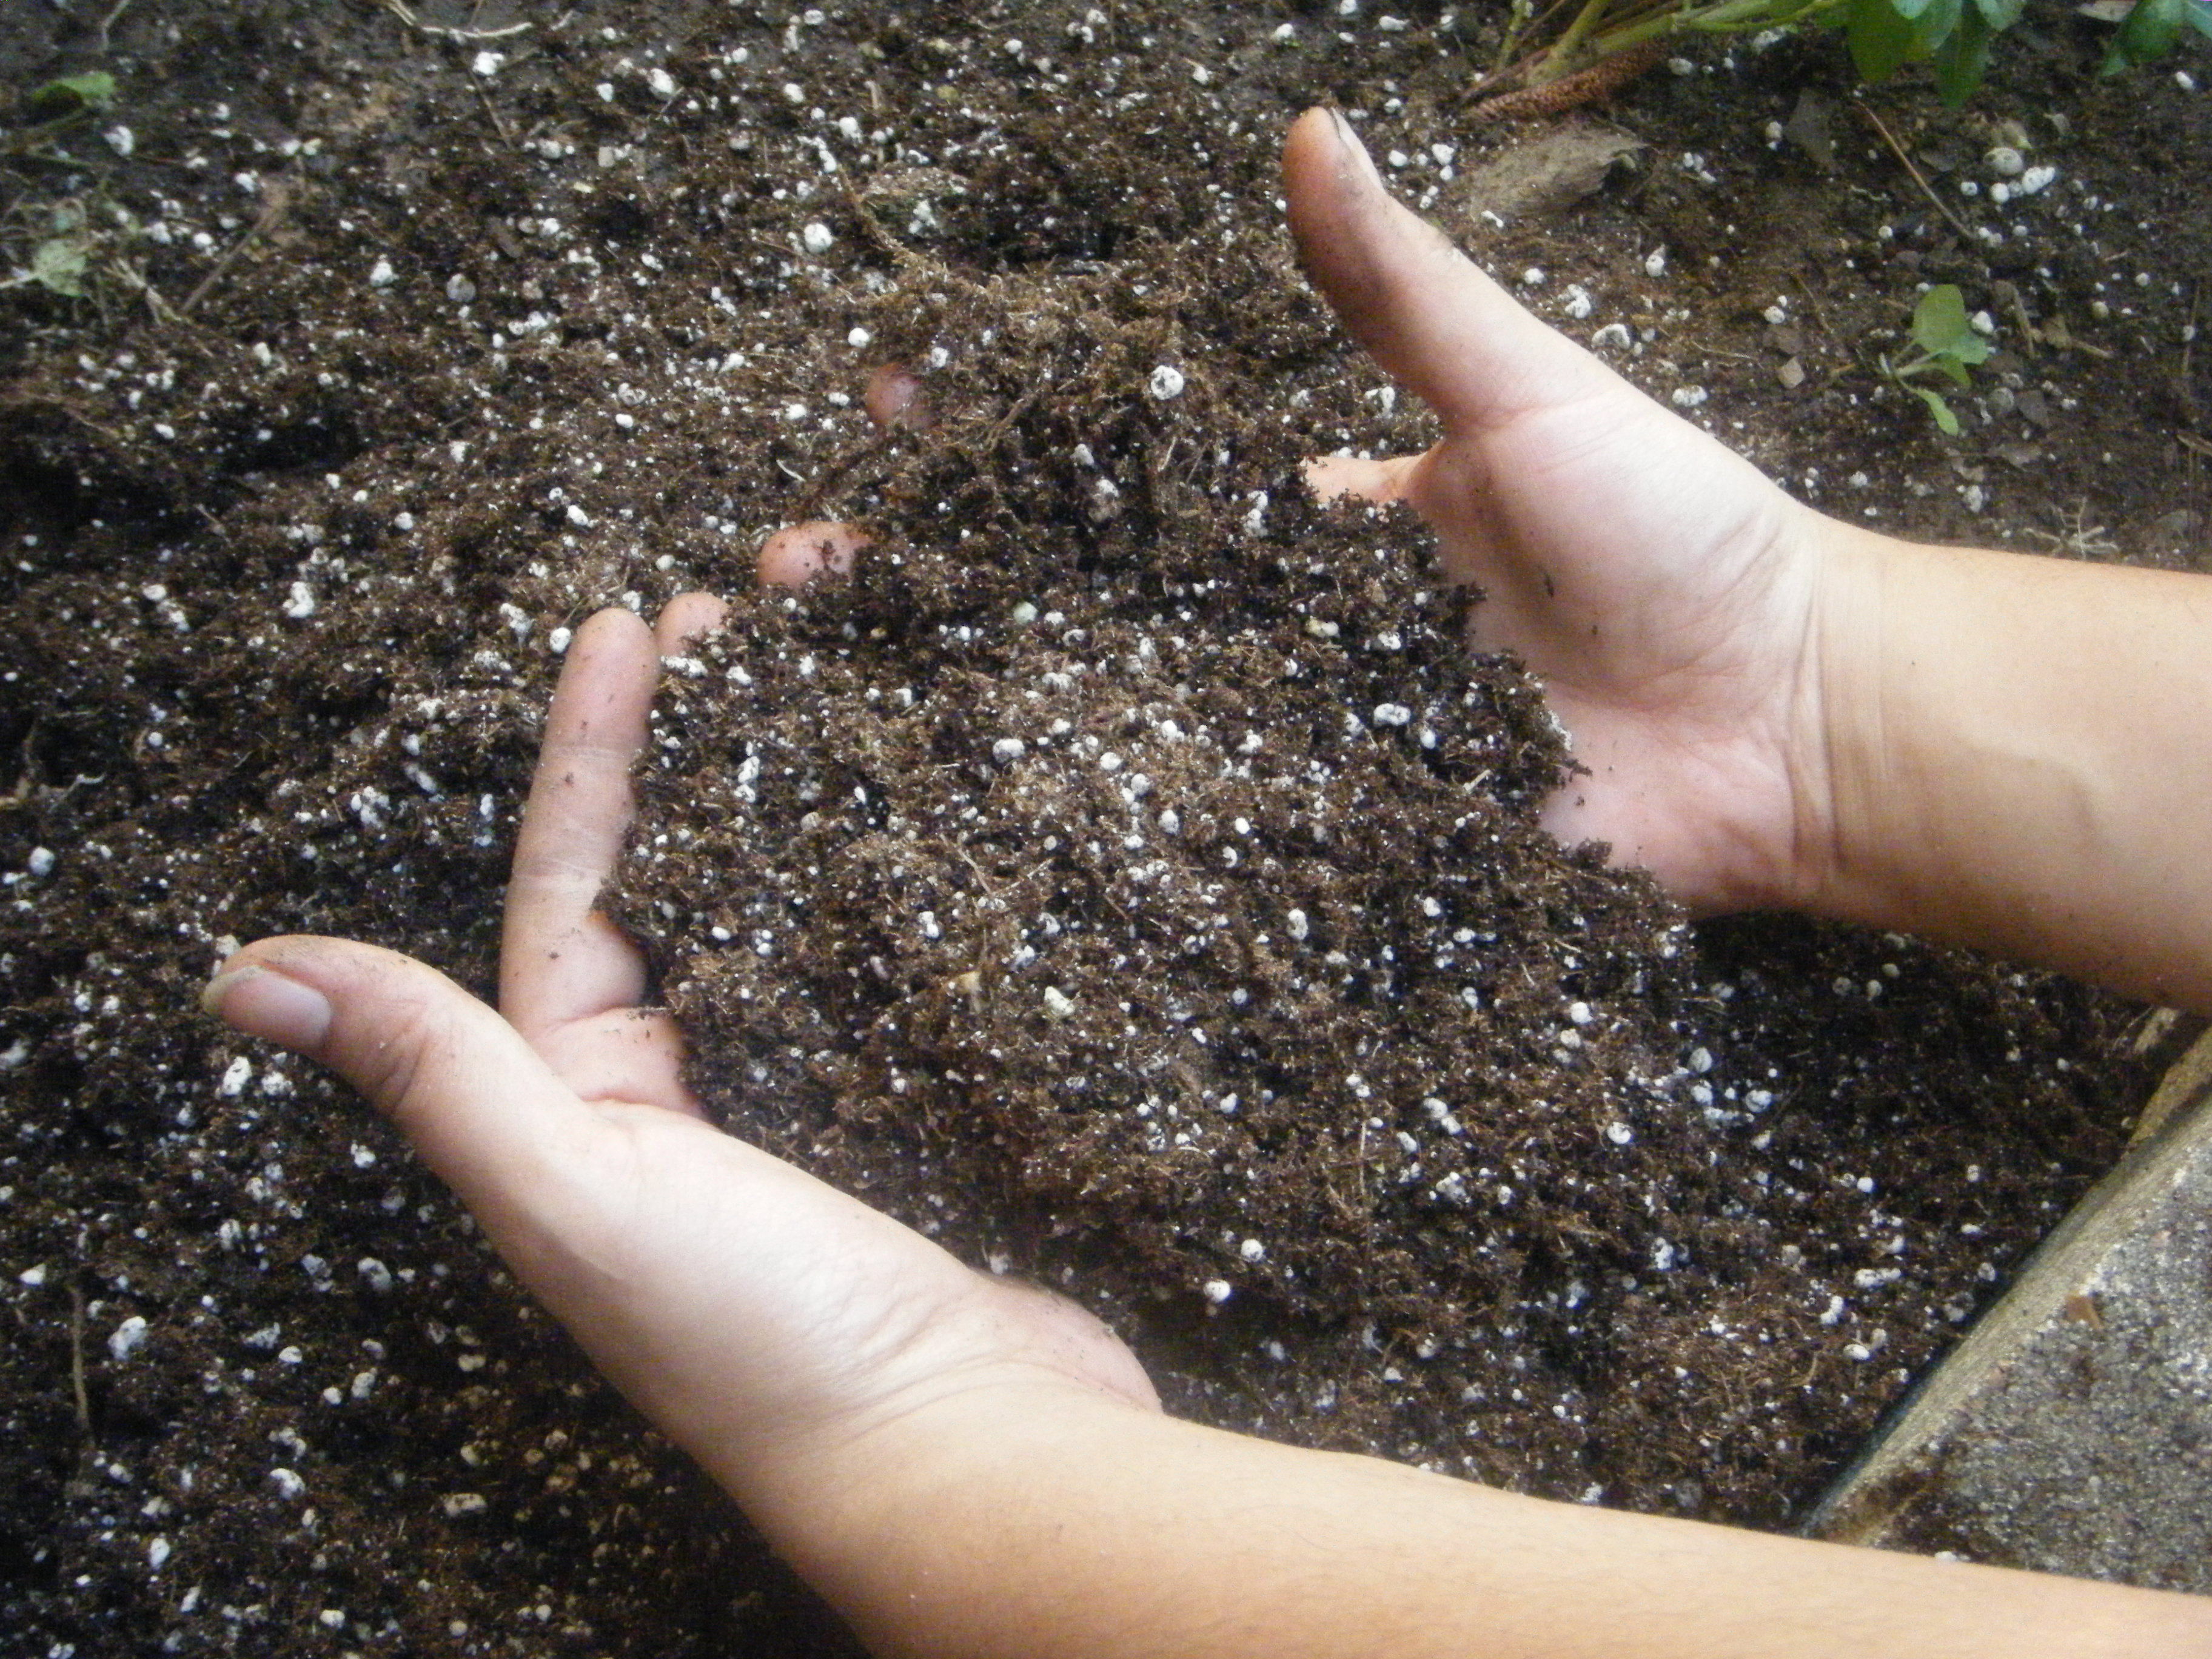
[655,591,728,656]
[759,520,870,588]
[862,363,930,431]
[575,603,654,650]
[1281,106,1608,435]
[541,605,660,744]
[1281,106,1379,275]
[1281,106,1352,192]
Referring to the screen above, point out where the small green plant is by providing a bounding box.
[0,198,106,300]
[23,70,118,121]
[5,70,118,154]
[16,231,91,297]
[1478,0,2205,113]
[1880,284,1993,436]
[2,73,128,306]
[2097,0,2212,74]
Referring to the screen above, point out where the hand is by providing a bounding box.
[200,597,1156,1546]
[1285,107,1851,914]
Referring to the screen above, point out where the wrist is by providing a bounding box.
[1771,525,2212,1008]
[1763,511,1907,920]
[742,1369,1165,1643]
[704,1280,1162,1572]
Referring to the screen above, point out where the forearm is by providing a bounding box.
[1801,521,2212,1013]
[749,1384,2211,1659]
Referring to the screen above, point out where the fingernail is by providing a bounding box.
[1329,108,1380,183]
[202,964,333,1052]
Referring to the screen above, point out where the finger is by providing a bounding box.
[1302,451,1423,506]
[1282,106,1617,435]
[760,520,870,588]
[501,606,659,1041]
[655,589,728,656]
[863,363,930,430]
[204,937,607,1244]
[532,1007,697,1115]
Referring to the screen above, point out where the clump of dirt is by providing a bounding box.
[1,0,2202,1654]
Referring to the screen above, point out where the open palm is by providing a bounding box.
[1287,108,1840,914]
[203,599,1155,1529]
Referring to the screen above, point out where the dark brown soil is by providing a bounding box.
[1,2,2205,1655]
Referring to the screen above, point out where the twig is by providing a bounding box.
[180,178,292,315]
[474,77,515,145]
[98,0,134,51]
[68,1284,92,1435]
[1852,98,1977,244]
[2178,432,2212,460]
[381,1,532,42]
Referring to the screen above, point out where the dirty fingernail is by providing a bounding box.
[1330,109,1379,181]
[202,965,334,1053]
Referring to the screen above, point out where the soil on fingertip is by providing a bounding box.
[2,1,2207,1655]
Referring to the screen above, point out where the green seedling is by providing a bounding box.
[2099,0,2212,73]
[24,71,118,120]
[5,70,120,161]
[3,73,130,306]
[1,199,93,299]
[1879,284,1992,436]
[18,235,90,297]
[1476,0,2196,116]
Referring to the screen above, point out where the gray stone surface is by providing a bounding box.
[1807,1030,2212,1592]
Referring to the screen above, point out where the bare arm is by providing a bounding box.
[779,1384,2210,1659]
[1808,524,2212,1011]
[1286,105,2212,1014]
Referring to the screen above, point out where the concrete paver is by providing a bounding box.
[1807,1030,2212,1592]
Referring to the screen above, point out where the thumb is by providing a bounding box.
[203,936,608,1242]
[1282,106,1616,435]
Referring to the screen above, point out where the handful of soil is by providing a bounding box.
[621,247,2131,1525]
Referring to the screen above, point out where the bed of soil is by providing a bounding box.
[1,1,2206,1654]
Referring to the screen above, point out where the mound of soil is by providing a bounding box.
[616,202,2142,1529]
[1,1,2203,1654]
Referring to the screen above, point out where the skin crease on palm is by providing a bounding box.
[193,105,2212,1658]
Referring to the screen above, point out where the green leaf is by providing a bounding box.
[1910,284,1976,356]
[2102,0,2185,70]
[26,70,117,119]
[1848,0,1924,79]
[1972,0,2025,25]
[1920,0,1966,47]
[1951,332,1993,367]
[2188,0,2212,39]
[1912,384,1962,435]
[29,238,87,297]
[1934,0,1996,102]
[1847,0,1966,78]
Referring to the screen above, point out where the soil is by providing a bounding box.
[1,1,2207,1654]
